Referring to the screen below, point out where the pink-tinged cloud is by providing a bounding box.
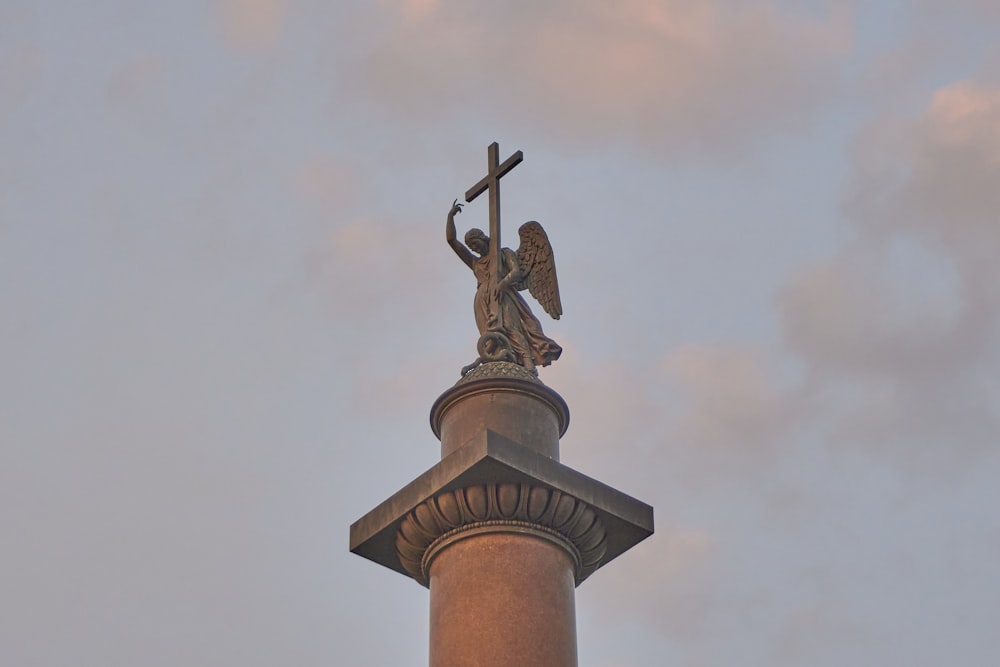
[779,80,1000,454]
[661,343,789,453]
[292,156,358,214]
[214,0,289,52]
[399,0,441,21]
[780,254,965,375]
[354,0,851,155]
[849,82,1000,254]
[903,83,1000,250]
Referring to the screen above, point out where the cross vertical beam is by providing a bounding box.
[465,142,523,290]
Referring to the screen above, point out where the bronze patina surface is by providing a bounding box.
[447,142,563,375]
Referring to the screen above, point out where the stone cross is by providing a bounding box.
[464,142,523,283]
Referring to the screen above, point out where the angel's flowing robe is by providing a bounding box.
[472,247,562,369]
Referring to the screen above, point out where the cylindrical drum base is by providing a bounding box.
[428,531,578,667]
[430,365,570,461]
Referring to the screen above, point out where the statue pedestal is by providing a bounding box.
[350,362,653,666]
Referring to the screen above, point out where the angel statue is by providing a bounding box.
[447,199,563,376]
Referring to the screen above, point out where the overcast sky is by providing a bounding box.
[2,1,999,665]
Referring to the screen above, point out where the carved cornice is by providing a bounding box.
[395,483,607,587]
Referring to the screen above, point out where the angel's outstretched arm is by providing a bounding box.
[446,199,475,269]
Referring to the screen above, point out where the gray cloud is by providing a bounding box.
[780,80,1000,455]
[349,0,850,157]
[214,0,290,52]
[559,78,1000,664]
[5,4,1000,666]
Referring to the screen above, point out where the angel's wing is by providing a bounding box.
[515,221,562,320]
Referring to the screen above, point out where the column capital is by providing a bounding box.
[397,483,607,586]
[350,431,653,586]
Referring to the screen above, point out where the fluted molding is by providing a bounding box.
[396,483,607,586]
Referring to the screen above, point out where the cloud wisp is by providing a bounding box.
[351,0,851,156]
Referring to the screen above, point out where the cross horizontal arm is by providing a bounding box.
[465,149,523,203]
[464,178,489,204]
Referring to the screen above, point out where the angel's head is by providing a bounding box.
[465,228,489,255]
